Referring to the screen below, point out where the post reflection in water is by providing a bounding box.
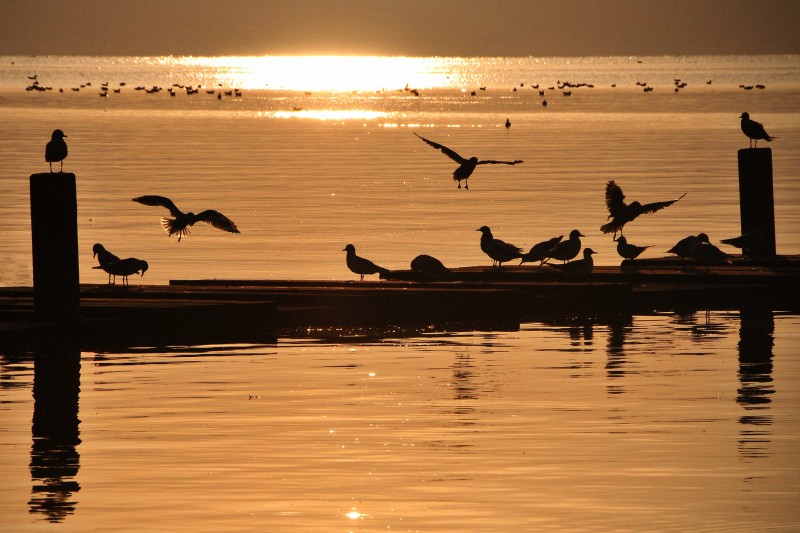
[29,341,81,522]
[737,307,775,460]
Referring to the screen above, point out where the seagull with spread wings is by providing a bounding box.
[132,195,240,241]
[600,180,685,238]
[414,133,523,189]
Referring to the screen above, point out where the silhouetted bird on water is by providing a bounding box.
[721,226,768,253]
[410,254,454,280]
[505,118,511,129]
[45,129,68,172]
[343,244,389,281]
[740,112,776,148]
[520,235,563,265]
[132,195,240,241]
[549,248,596,278]
[600,180,686,238]
[414,133,523,189]
[477,226,523,267]
[93,243,121,284]
[546,229,584,263]
[92,258,148,285]
[614,235,652,261]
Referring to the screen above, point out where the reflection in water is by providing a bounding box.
[737,307,775,460]
[605,314,633,394]
[29,342,81,522]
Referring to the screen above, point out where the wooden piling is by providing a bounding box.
[737,148,776,256]
[30,173,80,321]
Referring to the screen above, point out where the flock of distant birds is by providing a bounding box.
[43,90,777,284]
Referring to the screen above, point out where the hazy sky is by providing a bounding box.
[1,0,798,57]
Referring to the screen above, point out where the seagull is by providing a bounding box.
[740,112,776,148]
[520,235,563,265]
[615,235,652,261]
[667,233,709,260]
[410,254,454,280]
[413,133,523,189]
[546,229,583,263]
[477,226,523,267]
[505,118,511,129]
[691,242,730,272]
[132,195,240,241]
[93,243,121,284]
[720,226,768,252]
[92,258,148,285]
[45,129,68,172]
[600,180,686,238]
[343,244,389,281]
[549,248,596,278]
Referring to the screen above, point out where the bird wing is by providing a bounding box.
[414,133,468,164]
[605,180,626,216]
[132,195,182,216]
[196,210,240,234]
[638,193,686,215]
[476,159,524,166]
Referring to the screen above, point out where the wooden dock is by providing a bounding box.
[1,256,798,347]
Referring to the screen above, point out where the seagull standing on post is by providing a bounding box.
[132,195,240,241]
[45,129,68,172]
[740,112,776,148]
[414,133,523,189]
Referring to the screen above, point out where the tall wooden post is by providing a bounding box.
[30,173,80,321]
[737,148,776,256]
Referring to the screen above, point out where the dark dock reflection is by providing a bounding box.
[29,340,81,522]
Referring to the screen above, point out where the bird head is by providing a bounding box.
[584,248,597,257]
[139,261,149,276]
[92,243,103,257]
[569,229,584,239]
[476,226,491,235]
[739,112,749,120]
[343,244,355,253]
[51,129,67,139]
[615,236,627,244]
[697,233,710,243]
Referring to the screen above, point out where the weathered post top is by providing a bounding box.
[737,148,776,256]
[30,172,80,321]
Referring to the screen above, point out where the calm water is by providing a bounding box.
[1,55,800,530]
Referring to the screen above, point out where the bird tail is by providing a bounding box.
[600,221,617,234]
[162,217,190,239]
[377,267,391,279]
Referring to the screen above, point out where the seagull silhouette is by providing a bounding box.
[720,226,768,252]
[600,180,685,238]
[414,133,523,189]
[740,112,776,148]
[691,242,730,272]
[520,235,563,265]
[614,235,652,261]
[477,226,523,267]
[132,195,240,241]
[92,258,148,285]
[93,243,121,284]
[343,244,389,281]
[546,229,584,263]
[549,248,597,278]
[667,233,709,259]
[45,129,68,172]
[410,254,454,280]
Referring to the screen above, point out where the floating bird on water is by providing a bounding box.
[549,248,596,278]
[132,195,240,241]
[45,129,68,172]
[93,243,121,284]
[691,242,730,272]
[477,226,523,267]
[600,180,686,238]
[413,133,523,189]
[92,258,148,285]
[720,226,768,253]
[667,233,709,260]
[615,235,652,261]
[343,244,389,281]
[505,118,511,129]
[740,112,776,148]
[520,235,563,265]
[410,254,454,280]
[546,229,584,263]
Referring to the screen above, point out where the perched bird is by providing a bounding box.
[600,180,686,238]
[92,258,148,285]
[667,233,709,260]
[343,244,389,281]
[615,235,652,261]
[477,226,523,267]
[720,226,768,253]
[740,112,776,148]
[45,129,68,172]
[414,133,523,189]
[520,235,563,265]
[549,248,597,278]
[691,242,730,272]
[132,195,240,241]
[410,254,454,280]
[92,243,121,284]
[546,229,584,263]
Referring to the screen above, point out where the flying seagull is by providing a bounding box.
[477,226,523,267]
[414,133,523,189]
[132,195,240,241]
[740,112,776,148]
[93,243,121,284]
[92,258,148,285]
[600,180,686,238]
[343,244,389,281]
[45,129,68,172]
